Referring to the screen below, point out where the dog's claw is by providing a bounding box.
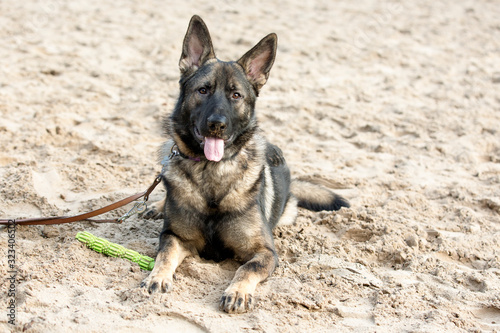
[141,274,172,294]
[220,291,254,314]
[148,281,160,294]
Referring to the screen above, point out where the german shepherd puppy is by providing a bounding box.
[141,15,349,313]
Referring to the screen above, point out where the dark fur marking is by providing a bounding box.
[250,167,265,198]
[242,260,266,273]
[265,143,286,167]
[177,163,198,187]
[198,219,235,262]
[297,195,350,211]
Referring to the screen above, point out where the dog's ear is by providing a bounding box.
[237,33,277,94]
[179,15,215,75]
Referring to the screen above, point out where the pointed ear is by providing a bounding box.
[179,15,216,75]
[237,33,277,93]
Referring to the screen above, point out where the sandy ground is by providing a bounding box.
[1,0,500,332]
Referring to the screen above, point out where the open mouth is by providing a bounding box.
[193,126,234,162]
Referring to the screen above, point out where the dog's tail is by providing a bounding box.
[290,179,349,211]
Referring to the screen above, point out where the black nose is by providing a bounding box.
[207,114,227,133]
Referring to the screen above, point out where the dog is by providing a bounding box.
[140,15,349,314]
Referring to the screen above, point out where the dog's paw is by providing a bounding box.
[140,199,165,220]
[219,290,254,314]
[140,273,173,294]
[140,207,164,220]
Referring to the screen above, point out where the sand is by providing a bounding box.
[1,0,499,332]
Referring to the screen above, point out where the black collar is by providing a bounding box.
[170,144,201,162]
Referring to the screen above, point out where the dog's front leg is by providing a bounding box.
[220,249,278,313]
[141,232,191,293]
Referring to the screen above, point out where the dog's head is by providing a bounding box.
[168,15,277,162]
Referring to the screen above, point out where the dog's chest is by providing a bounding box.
[168,158,261,214]
[197,219,235,262]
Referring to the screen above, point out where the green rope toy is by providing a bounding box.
[76,231,155,271]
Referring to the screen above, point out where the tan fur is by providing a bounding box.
[140,235,191,293]
[263,164,275,221]
[163,136,265,216]
[277,195,298,226]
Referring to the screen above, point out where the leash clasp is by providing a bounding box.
[118,200,147,223]
[168,144,180,160]
[159,144,180,175]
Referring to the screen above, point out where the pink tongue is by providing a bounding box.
[204,137,224,162]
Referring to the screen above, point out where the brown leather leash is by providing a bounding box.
[0,176,162,226]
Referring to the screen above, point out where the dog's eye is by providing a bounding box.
[198,87,208,95]
[232,92,242,100]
